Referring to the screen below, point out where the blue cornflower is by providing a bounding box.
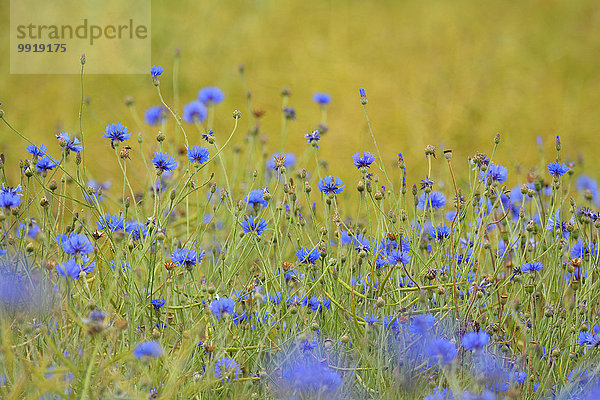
[150,65,164,78]
[198,87,225,105]
[312,92,331,105]
[124,220,148,240]
[283,106,296,120]
[479,162,508,184]
[58,233,94,256]
[429,224,450,241]
[521,261,543,273]
[363,314,380,326]
[304,130,321,148]
[417,192,446,210]
[144,106,167,126]
[36,155,59,172]
[187,146,210,165]
[133,341,164,359]
[267,152,296,171]
[202,129,214,142]
[182,101,207,123]
[578,331,600,348]
[285,269,302,282]
[214,357,241,380]
[304,296,329,312]
[103,122,130,144]
[17,220,40,239]
[279,360,342,396]
[409,314,435,336]
[241,216,268,236]
[461,331,490,351]
[353,233,371,252]
[245,189,269,208]
[428,339,457,365]
[151,152,177,173]
[576,175,599,202]
[462,390,496,400]
[420,177,434,191]
[547,160,569,177]
[170,248,198,268]
[296,247,320,264]
[352,151,376,169]
[27,144,47,158]
[56,257,95,279]
[0,184,23,209]
[56,132,82,154]
[359,87,366,98]
[387,249,412,265]
[150,298,165,310]
[96,213,124,232]
[318,176,345,195]
[424,388,454,400]
[210,297,235,319]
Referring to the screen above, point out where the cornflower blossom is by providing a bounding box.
[210,297,235,319]
[0,185,23,209]
[198,87,225,105]
[187,146,210,165]
[352,151,375,169]
[312,92,331,105]
[318,176,345,195]
[133,341,164,359]
[241,216,268,236]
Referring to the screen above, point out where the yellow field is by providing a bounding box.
[1,0,598,185]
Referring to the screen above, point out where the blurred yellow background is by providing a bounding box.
[1,0,599,187]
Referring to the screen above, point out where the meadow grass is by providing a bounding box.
[1,53,600,400]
